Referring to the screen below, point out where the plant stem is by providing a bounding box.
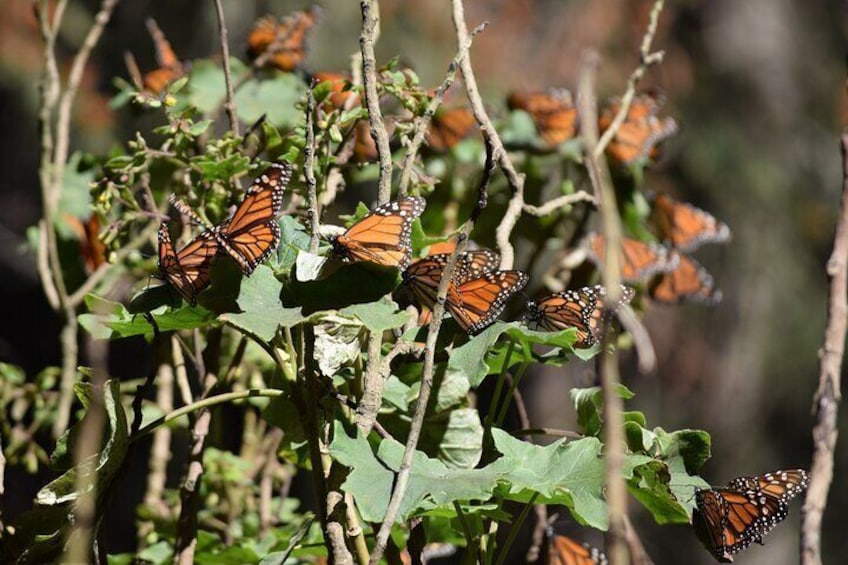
[494,493,539,565]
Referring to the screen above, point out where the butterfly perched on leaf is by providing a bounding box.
[426,106,477,152]
[598,90,678,165]
[650,192,731,253]
[650,253,721,305]
[331,197,426,270]
[247,6,322,72]
[693,469,809,563]
[585,232,678,283]
[547,534,608,565]
[171,163,291,276]
[403,250,501,310]
[526,284,635,347]
[445,270,529,335]
[157,223,219,304]
[507,89,579,147]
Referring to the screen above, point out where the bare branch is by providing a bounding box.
[593,0,666,159]
[305,85,321,253]
[212,0,240,135]
[800,133,848,565]
[359,0,393,204]
[577,50,627,565]
[450,0,526,269]
[397,23,486,195]
[522,192,597,216]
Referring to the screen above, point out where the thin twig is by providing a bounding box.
[577,50,627,565]
[623,515,655,565]
[359,0,393,204]
[522,192,597,216]
[212,0,240,135]
[369,139,495,565]
[593,0,666,159]
[396,23,486,196]
[800,134,848,565]
[450,0,525,269]
[356,336,422,434]
[305,85,321,253]
[617,305,656,374]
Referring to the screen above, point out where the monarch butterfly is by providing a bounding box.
[650,192,731,252]
[403,250,501,309]
[141,18,184,95]
[247,6,322,72]
[331,197,427,270]
[507,89,579,147]
[692,469,809,563]
[212,163,290,275]
[426,106,477,152]
[598,90,678,165]
[547,534,608,565]
[526,284,635,347]
[445,270,529,335]
[64,213,106,274]
[650,253,721,305]
[157,223,219,304]
[585,233,679,283]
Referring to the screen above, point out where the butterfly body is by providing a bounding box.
[157,223,219,304]
[692,469,809,562]
[331,197,426,270]
[526,284,635,347]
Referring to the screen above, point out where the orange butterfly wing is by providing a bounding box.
[585,233,678,282]
[526,285,635,347]
[650,253,721,305]
[332,197,426,269]
[313,71,359,110]
[158,223,219,304]
[446,270,528,334]
[651,192,731,252]
[507,89,579,146]
[214,163,290,275]
[599,91,677,165]
[548,535,607,565]
[248,7,321,71]
[142,18,183,94]
[403,250,500,309]
[426,107,477,152]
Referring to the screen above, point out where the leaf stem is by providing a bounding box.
[494,492,539,565]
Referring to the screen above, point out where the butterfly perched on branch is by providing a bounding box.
[585,233,679,283]
[650,192,731,253]
[507,89,579,147]
[598,90,678,165]
[692,469,809,563]
[247,6,322,72]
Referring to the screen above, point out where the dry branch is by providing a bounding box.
[800,133,848,565]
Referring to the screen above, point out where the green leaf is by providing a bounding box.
[571,385,634,436]
[419,407,484,469]
[628,460,690,524]
[221,265,304,342]
[235,72,306,126]
[289,261,400,313]
[187,59,247,115]
[277,216,311,272]
[489,429,650,530]
[331,421,501,523]
[79,294,216,341]
[57,153,94,231]
[312,315,363,377]
[340,297,411,333]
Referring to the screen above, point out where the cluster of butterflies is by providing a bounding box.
[545,468,809,564]
[157,162,639,343]
[583,191,731,306]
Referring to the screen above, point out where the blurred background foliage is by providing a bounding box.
[0,0,846,563]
